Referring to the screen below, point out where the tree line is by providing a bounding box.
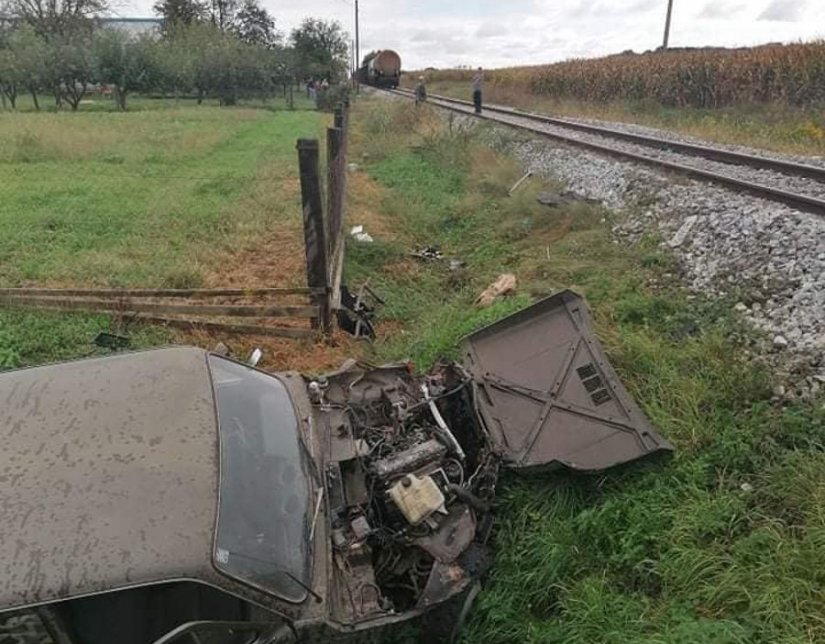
[0,0,350,110]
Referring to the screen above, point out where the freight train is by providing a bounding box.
[356,50,402,88]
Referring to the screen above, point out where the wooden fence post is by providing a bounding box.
[327,126,344,254]
[297,139,331,334]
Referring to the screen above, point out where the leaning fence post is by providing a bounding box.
[297,139,331,335]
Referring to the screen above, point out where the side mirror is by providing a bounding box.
[151,621,296,644]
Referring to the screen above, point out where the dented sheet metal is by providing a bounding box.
[461,290,673,471]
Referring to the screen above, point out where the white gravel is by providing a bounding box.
[508,132,825,399]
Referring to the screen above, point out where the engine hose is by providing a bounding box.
[446,484,490,514]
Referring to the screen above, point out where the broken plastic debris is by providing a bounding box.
[475,273,518,308]
[350,225,374,243]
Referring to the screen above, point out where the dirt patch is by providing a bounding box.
[203,176,306,289]
[172,327,362,374]
[347,171,397,241]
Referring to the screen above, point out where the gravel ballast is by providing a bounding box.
[509,133,825,398]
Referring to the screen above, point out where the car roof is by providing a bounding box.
[0,347,220,611]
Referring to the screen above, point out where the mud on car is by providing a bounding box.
[0,291,672,644]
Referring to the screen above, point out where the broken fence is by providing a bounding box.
[1,100,352,341]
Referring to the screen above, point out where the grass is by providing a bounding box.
[411,79,825,157]
[0,100,328,373]
[0,104,323,287]
[343,99,825,643]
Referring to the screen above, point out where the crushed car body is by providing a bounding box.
[0,290,672,644]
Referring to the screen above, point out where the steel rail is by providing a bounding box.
[389,89,825,216]
[394,88,825,182]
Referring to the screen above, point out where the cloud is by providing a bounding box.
[114,0,825,69]
[699,2,747,19]
[758,0,805,22]
[476,22,509,38]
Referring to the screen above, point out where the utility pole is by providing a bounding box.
[355,0,360,70]
[662,0,674,49]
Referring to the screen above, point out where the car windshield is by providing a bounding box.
[209,355,312,603]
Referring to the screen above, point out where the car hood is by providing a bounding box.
[0,347,220,609]
[461,290,673,471]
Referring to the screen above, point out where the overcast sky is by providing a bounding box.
[112,0,825,69]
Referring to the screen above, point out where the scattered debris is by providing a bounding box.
[476,274,518,307]
[536,190,601,208]
[348,163,360,173]
[93,332,131,351]
[668,215,699,249]
[338,283,384,339]
[773,335,790,350]
[350,225,374,243]
[508,171,533,196]
[537,191,566,207]
[411,246,466,272]
[412,246,444,261]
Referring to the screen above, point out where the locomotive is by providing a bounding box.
[356,50,402,88]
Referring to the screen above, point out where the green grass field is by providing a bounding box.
[345,100,825,643]
[0,101,324,369]
[0,104,322,286]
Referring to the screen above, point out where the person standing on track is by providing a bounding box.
[415,76,428,105]
[472,67,484,114]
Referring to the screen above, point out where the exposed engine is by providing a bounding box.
[307,362,499,621]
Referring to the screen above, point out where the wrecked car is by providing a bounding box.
[0,290,672,644]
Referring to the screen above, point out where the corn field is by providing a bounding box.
[421,42,825,108]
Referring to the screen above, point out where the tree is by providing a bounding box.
[3,27,49,109]
[152,0,206,35]
[93,28,159,110]
[290,18,348,82]
[208,0,238,31]
[48,34,94,109]
[5,0,107,39]
[235,0,278,48]
[0,47,22,108]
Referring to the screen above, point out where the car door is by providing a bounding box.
[460,290,673,472]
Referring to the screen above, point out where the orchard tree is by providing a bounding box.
[49,34,95,109]
[0,47,22,108]
[93,28,160,110]
[7,26,49,109]
[290,18,348,82]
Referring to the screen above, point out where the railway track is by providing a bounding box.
[390,87,825,216]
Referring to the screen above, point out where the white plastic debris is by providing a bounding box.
[350,225,374,243]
